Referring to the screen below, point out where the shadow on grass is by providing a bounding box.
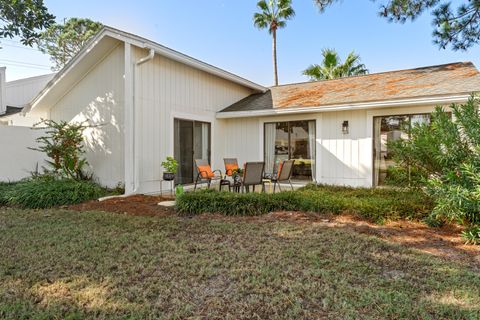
[0,208,479,319]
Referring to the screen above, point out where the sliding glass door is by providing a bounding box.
[373,114,430,186]
[174,119,211,185]
[264,120,316,180]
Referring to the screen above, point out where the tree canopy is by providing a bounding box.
[37,18,103,71]
[303,49,368,81]
[313,0,480,50]
[254,0,295,85]
[0,0,55,46]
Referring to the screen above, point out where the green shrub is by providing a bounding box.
[0,177,108,209]
[389,95,480,226]
[462,225,480,245]
[176,185,433,223]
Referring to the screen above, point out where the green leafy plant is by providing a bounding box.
[389,95,480,227]
[0,177,108,209]
[31,119,90,180]
[161,156,178,174]
[462,225,480,245]
[176,184,432,223]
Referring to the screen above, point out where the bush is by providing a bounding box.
[389,95,480,227]
[462,225,480,245]
[0,177,108,209]
[176,184,433,223]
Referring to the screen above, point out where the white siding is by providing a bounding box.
[49,45,125,188]
[5,73,55,107]
[0,126,47,181]
[132,47,254,193]
[222,104,441,188]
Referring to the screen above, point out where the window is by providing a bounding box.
[264,120,316,180]
[373,113,430,186]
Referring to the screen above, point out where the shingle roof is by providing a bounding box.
[0,106,23,118]
[220,62,480,113]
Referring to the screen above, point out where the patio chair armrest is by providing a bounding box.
[212,169,223,178]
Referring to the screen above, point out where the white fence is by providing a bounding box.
[0,126,46,182]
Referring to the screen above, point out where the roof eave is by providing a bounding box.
[216,94,472,119]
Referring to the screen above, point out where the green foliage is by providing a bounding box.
[389,95,480,226]
[313,0,480,51]
[423,214,446,228]
[253,0,295,34]
[176,184,433,223]
[0,0,55,46]
[0,177,108,209]
[31,119,90,180]
[253,0,295,85]
[303,48,368,81]
[462,225,480,245]
[161,156,178,173]
[383,165,426,188]
[37,17,103,70]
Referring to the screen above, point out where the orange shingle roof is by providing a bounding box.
[221,62,480,113]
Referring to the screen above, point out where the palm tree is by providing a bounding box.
[303,49,368,81]
[253,0,295,86]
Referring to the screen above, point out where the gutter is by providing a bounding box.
[130,47,155,194]
[216,94,471,119]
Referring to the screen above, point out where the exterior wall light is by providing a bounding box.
[342,120,349,134]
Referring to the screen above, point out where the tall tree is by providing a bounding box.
[0,0,55,46]
[253,0,295,86]
[313,0,480,51]
[37,18,103,71]
[303,49,368,81]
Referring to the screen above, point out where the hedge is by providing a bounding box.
[0,178,108,209]
[176,184,434,223]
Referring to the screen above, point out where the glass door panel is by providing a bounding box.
[174,119,211,185]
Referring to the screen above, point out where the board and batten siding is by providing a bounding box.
[222,104,441,188]
[132,47,254,193]
[49,44,125,188]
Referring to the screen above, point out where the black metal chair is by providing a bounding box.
[241,162,266,193]
[193,159,222,191]
[272,160,295,193]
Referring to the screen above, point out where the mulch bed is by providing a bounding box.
[68,194,176,217]
[68,195,480,266]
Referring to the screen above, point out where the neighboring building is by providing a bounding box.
[0,71,55,125]
[2,26,480,193]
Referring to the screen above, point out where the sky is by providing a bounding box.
[1,0,479,85]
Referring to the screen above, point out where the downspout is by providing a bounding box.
[131,48,155,194]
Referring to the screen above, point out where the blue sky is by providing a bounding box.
[1,0,479,84]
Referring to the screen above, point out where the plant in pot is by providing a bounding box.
[232,167,243,184]
[161,156,177,181]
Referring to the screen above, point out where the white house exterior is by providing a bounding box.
[2,26,480,194]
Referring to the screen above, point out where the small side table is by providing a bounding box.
[160,179,175,197]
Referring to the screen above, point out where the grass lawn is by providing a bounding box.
[1,208,479,319]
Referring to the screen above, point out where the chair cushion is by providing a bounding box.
[277,162,283,178]
[225,164,238,176]
[198,165,215,178]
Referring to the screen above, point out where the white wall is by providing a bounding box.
[5,73,54,107]
[222,104,441,188]
[0,126,47,182]
[49,45,125,188]
[132,47,254,193]
[0,67,6,115]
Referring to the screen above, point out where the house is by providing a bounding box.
[2,26,480,193]
[0,69,55,126]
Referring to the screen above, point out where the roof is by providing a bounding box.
[0,106,23,118]
[27,26,266,113]
[219,62,480,115]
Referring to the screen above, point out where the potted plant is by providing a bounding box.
[161,156,177,181]
[232,167,243,184]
